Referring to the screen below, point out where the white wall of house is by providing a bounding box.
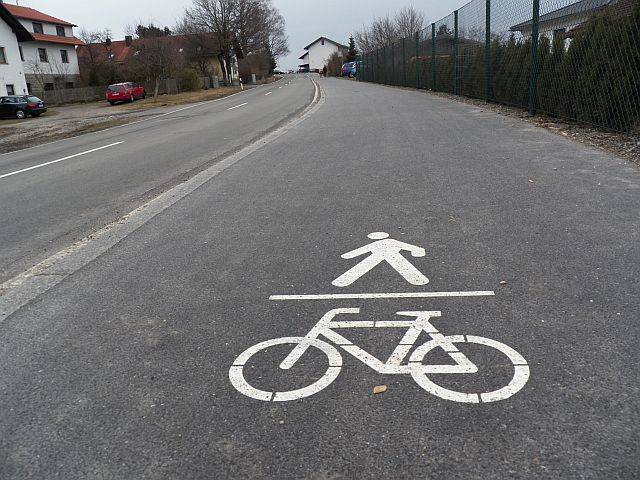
[0,17,28,95]
[518,12,593,41]
[15,19,80,75]
[306,39,346,71]
[20,41,80,75]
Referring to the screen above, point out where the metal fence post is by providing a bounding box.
[485,0,491,102]
[529,0,540,115]
[391,43,395,86]
[402,37,407,87]
[383,46,387,84]
[415,31,420,88]
[454,10,459,95]
[431,23,436,91]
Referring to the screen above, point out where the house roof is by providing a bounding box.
[78,33,222,64]
[3,3,76,27]
[298,51,309,60]
[510,0,616,31]
[302,36,348,51]
[31,32,85,46]
[0,3,33,41]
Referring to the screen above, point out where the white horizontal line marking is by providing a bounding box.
[0,142,124,180]
[269,291,496,301]
[228,102,248,110]
[265,92,272,96]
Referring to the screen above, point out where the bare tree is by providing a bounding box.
[77,28,115,85]
[127,34,176,98]
[181,0,288,81]
[355,15,398,53]
[184,0,238,83]
[395,6,426,38]
[174,17,224,77]
[355,6,427,54]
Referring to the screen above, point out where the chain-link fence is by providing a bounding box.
[359,0,640,132]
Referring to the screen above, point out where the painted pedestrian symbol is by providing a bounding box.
[332,232,429,287]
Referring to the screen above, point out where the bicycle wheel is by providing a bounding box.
[409,335,529,403]
[229,337,342,402]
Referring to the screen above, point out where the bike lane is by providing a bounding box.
[0,78,639,479]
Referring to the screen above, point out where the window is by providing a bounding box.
[26,83,31,94]
[0,47,6,64]
[19,46,24,61]
[321,39,325,45]
[56,25,66,37]
[38,48,48,62]
[65,82,74,89]
[60,49,69,63]
[44,83,54,91]
[32,22,44,34]
[6,85,15,95]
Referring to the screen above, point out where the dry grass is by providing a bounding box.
[118,87,241,112]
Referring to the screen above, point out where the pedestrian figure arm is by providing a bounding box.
[393,241,425,257]
[341,245,374,259]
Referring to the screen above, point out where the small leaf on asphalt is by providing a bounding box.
[373,385,388,394]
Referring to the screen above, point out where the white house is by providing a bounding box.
[298,37,348,73]
[4,2,84,95]
[0,1,31,96]
[509,0,622,48]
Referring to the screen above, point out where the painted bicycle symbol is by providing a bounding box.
[229,308,530,403]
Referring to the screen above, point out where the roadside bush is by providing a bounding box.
[177,68,200,92]
[325,52,345,76]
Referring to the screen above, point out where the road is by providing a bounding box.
[1,76,639,479]
[0,76,313,281]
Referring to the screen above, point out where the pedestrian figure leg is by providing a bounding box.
[384,253,429,285]
[332,255,384,287]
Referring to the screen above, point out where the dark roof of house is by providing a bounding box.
[31,33,85,46]
[510,0,617,31]
[0,3,34,42]
[4,3,76,27]
[302,36,348,51]
[78,33,222,64]
[298,51,309,60]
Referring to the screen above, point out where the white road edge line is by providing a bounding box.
[269,291,496,300]
[228,102,248,110]
[0,142,124,180]
[0,78,324,321]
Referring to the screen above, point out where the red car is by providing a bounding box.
[106,82,146,105]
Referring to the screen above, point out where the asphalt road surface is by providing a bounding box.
[0,76,313,281]
[1,76,639,479]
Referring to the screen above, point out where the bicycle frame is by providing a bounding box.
[280,308,478,375]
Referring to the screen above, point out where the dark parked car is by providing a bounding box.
[0,95,47,119]
[106,82,146,105]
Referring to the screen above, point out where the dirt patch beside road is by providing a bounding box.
[0,87,241,154]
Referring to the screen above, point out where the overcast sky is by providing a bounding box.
[7,0,470,69]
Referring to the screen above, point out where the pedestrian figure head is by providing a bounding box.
[368,232,389,240]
